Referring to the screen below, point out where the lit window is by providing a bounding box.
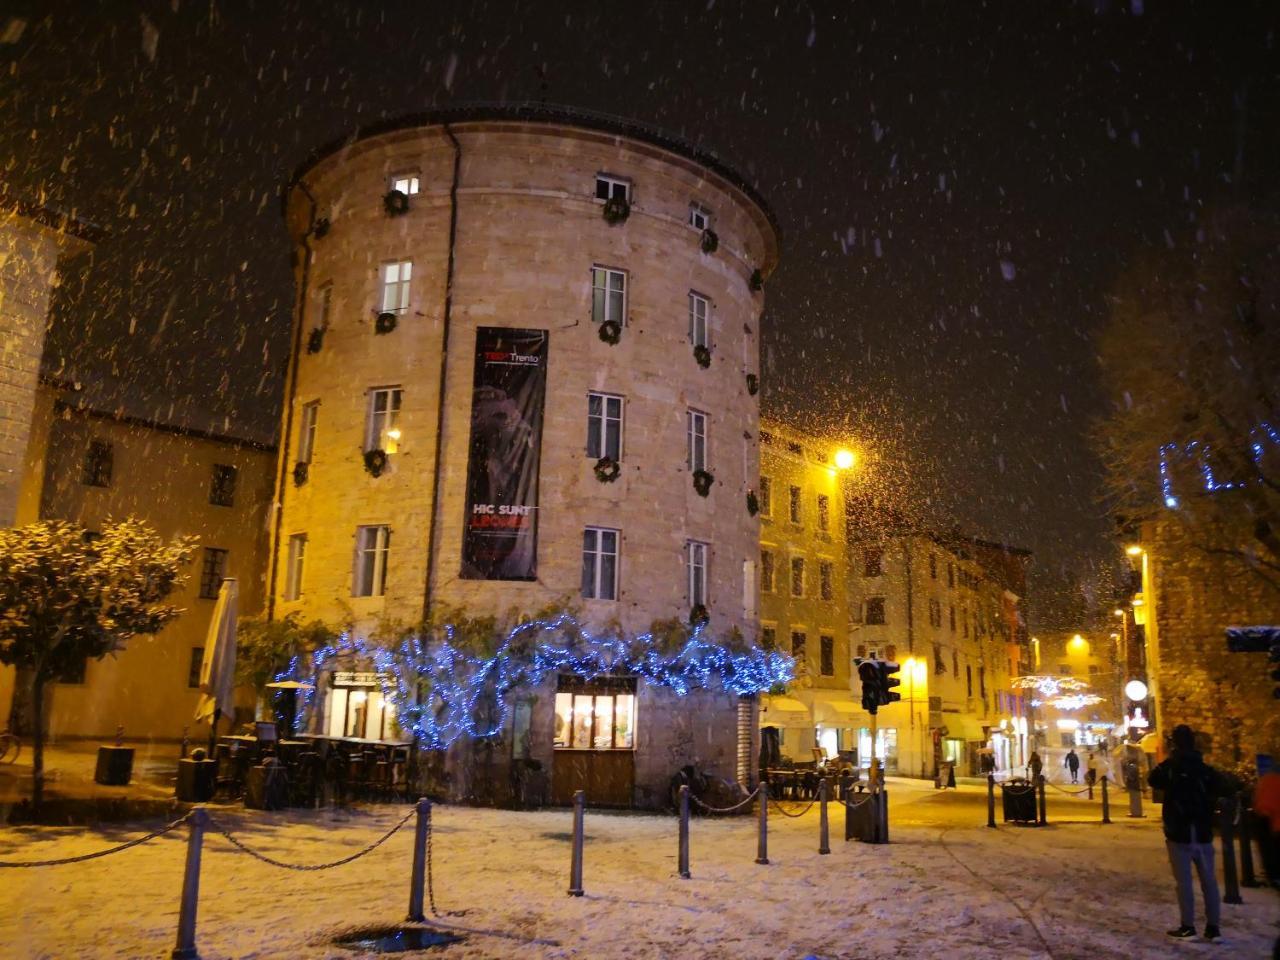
[285,534,307,601]
[760,550,775,592]
[819,561,833,601]
[687,409,708,472]
[586,393,623,460]
[820,636,835,677]
[554,679,636,750]
[789,486,802,524]
[687,540,709,607]
[82,439,113,488]
[353,525,391,597]
[758,476,772,517]
[594,174,631,202]
[791,631,807,658]
[865,597,886,625]
[380,260,412,315]
[365,387,402,453]
[316,283,332,328]
[199,547,228,599]
[688,291,709,348]
[298,401,319,464]
[209,464,237,507]
[390,172,419,195]
[817,494,830,532]
[581,527,619,600]
[689,203,711,231]
[863,547,883,577]
[591,266,627,325]
[790,556,805,598]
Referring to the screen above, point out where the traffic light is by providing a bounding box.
[856,658,881,713]
[879,661,902,705]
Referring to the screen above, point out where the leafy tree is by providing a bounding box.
[235,613,337,691]
[0,519,193,809]
[1094,205,1280,592]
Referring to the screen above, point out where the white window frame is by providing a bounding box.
[365,387,402,453]
[298,401,319,464]
[790,555,806,598]
[687,409,708,472]
[389,172,420,195]
[687,540,709,608]
[285,533,307,601]
[380,260,412,315]
[586,392,624,461]
[688,203,711,231]
[353,525,391,598]
[688,291,709,348]
[789,485,802,524]
[582,527,620,600]
[595,173,631,202]
[591,266,627,325]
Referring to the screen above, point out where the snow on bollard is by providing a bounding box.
[678,784,691,879]
[172,808,207,960]
[407,797,430,922]
[755,781,769,865]
[818,778,830,855]
[568,789,585,896]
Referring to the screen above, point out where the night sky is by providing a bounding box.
[4,0,1277,625]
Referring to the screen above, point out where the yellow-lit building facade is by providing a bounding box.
[1030,630,1123,748]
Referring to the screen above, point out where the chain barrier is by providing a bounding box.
[1045,782,1092,798]
[836,790,877,810]
[425,804,465,917]
[0,813,192,868]
[1001,784,1036,796]
[206,808,415,871]
[768,796,819,818]
[688,784,761,814]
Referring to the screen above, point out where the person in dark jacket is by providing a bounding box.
[1064,748,1080,783]
[1148,724,1223,942]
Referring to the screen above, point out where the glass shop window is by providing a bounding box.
[553,676,637,750]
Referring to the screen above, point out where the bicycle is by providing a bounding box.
[0,729,20,764]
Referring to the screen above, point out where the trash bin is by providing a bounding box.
[845,790,876,841]
[176,758,218,802]
[94,745,134,785]
[1001,778,1038,823]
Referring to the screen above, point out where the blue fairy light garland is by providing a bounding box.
[1158,421,1278,509]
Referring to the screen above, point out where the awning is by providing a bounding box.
[813,699,862,725]
[759,695,812,729]
[938,714,988,741]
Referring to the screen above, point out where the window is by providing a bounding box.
[689,203,710,231]
[687,409,708,472]
[586,393,623,460]
[962,610,969,638]
[760,550,775,592]
[595,174,631,202]
[285,534,307,601]
[554,677,636,749]
[390,172,419,195]
[188,648,204,688]
[820,635,835,677]
[298,401,319,464]
[934,644,946,675]
[316,283,332,329]
[365,387,402,453]
[688,291,709,347]
[581,527,619,600]
[209,464,237,507]
[789,486,802,524]
[58,655,87,685]
[1088,664,1100,675]
[952,649,959,677]
[886,644,897,662]
[966,664,973,697]
[1059,663,1073,675]
[817,495,830,532]
[819,561,833,601]
[863,546,883,577]
[947,562,954,588]
[929,553,937,579]
[761,626,777,650]
[979,666,987,698]
[592,266,627,325]
[687,540,708,607]
[380,260,412,315]
[82,439,113,487]
[353,525,391,597]
[929,599,942,628]
[865,597,886,625]
[790,556,805,597]
[199,547,228,599]
[759,476,772,517]
[791,631,807,658]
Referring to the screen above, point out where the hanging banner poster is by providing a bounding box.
[460,327,548,581]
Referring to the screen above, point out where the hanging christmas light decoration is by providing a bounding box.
[1012,675,1089,698]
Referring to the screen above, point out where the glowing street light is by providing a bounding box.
[1124,679,1149,702]
[834,448,856,470]
[1125,545,1143,557]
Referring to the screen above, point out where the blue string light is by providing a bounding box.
[1158,424,1277,509]
[275,614,794,749]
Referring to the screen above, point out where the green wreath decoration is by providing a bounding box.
[383,189,410,216]
[746,373,759,396]
[292,462,309,486]
[312,217,331,239]
[363,448,388,478]
[746,490,759,516]
[689,604,710,627]
[593,456,621,483]
[598,319,622,345]
[692,469,714,497]
[749,268,764,292]
[693,345,711,369]
[700,228,719,253]
[375,311,398,335]
[306,327,325,354]
[603,196,630,225]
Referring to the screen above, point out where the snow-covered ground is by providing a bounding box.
[1,781,1275,959]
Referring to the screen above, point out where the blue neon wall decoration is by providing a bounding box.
[1159,421,1278,509]
[276,613,794,750]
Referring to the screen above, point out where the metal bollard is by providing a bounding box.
[1239,793,1259,888]
[568,789,585,896]
[406,797,430,922]
[677,784,691,879]
[1101,775,1111,824]
[818,778,830,854]
[755,781,769,865]
[1087,777,1094,801]
[1127,784,1144,818]
[1221,797,1243,905]
[879,785,890,844]
[1037,775,1047,826]
[172,808,208,960]
[986,774,997,828]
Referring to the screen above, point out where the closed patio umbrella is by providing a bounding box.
[195,577,238,750]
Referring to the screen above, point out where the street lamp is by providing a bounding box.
[834,448,856,470]
[1125,545,1143,557]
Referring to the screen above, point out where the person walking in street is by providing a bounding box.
[1148,724,1224,942]
[1064,748,1080,784]
[1085,751,1098,787]
[1028,751,1043,782]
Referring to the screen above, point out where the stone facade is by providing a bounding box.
[1138,517,1280,771]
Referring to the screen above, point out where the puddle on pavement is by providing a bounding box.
[333,926,465,953]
